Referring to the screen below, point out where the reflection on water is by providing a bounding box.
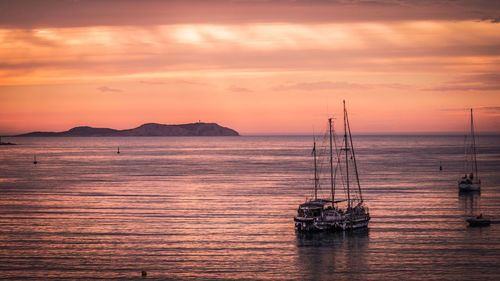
[459,191,481,217]
[296,228,370,247]
[295,229,369,281]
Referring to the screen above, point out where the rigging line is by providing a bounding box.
[463,110,471,176]
[463,134,469,175]
[332,121,347,201]
[315,124,333,198]
[336,131,348,200]
[329,118,335,204]
[471,108,479,179]
[343,100,351,209]
[345,102,363,203]
[312,137,318,200]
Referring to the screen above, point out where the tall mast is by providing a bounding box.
[463,135,468,175]
[329,118,335,204]
[343,100,351,209]
[470,108,478,178]
[313,139,319,200]
[346,104,363,203]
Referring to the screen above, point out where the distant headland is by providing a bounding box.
[14,122,239,137]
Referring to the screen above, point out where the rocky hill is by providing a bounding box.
[15,122,239,137]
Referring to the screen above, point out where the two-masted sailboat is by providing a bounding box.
[458,109,481,192]
[294,101,370,232]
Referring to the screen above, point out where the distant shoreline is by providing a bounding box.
[12,122,240,137]
[5,133,500,138]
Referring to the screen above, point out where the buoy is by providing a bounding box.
[117,147,120,154]
[439,162,442,171]
[141,270,147,277]
[33,155,38,165]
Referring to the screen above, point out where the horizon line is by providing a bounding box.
[3,131,500,138]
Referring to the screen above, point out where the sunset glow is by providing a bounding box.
[1,0,499,134]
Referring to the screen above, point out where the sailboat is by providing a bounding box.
[294,101,370,232]
[458,109,480,192]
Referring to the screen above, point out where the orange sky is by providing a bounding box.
[0,0,499,135]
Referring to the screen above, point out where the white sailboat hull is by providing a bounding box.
[295,211,370,232]
[340,215,370,230]
[458,182,480,192]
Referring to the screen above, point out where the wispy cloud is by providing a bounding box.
[423,73,500,92]
[481,16,500,23]
[440,106,500,114]
[228,85,252,93]
[272,81,409,91]
[273,81,368,91]
[478,106,500,113]
[139,80,167,85]
[139,79,206,86]
[425,85,500,91]
[97,86,122,93]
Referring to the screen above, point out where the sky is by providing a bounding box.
[0,0,499,135]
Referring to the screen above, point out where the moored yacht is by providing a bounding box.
[294,101,370,232]
[458,109,481,192]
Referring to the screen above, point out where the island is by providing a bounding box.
[14,122,239,137]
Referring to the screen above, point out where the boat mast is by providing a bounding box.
[346,103,363,203]
[313,139,319,200]
[463,135,468,175]
[470,108,478,179]
[343,100,351,209]
[329,118,335,204]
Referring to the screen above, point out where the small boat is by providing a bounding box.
[294,101,370,232]
[466,214,491,227]
[458,109,481,192]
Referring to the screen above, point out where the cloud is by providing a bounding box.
[454,73,500,84]
[139,79,206,86]
[97,86,122,93]
[228,85,252,93]
[440,106,500,114]
[481,16,500,23]
[425,85,500,91]
[1,21,499,87]
[273,81,368,91]
[0,0,499,28]
[272,81,410,91]
[423,73,500,92]
[139,80,167,85]
[1,29,60,48]
[478,106,500,113]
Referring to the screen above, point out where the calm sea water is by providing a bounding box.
[1,135,499,280]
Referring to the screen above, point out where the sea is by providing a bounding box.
[0,135,499,280]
